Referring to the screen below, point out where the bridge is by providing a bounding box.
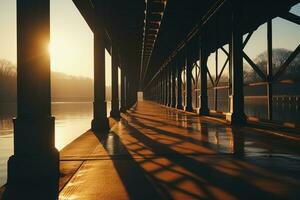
[1,0,300,199]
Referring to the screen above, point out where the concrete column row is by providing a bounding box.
[6,1,135,198]
[146,0,246,125]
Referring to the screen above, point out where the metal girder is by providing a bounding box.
[147,22,160,29]
[243,52,267,81]
[140,0,167,88]
[72,0,94,31]
[280,12,300,26]
[273,44,300,81]
[144,0,299,91]
[216,57,229,86]
[207,66,215,86]
[148,1,165,12]
[220,46,229,57]
[147,13,163,21]
[242,31,253,49]
[147,29,159,34]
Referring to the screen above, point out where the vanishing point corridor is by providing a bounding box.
[57,101,300,200]
[1,0,300,199]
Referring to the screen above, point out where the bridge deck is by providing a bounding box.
[59,101,300,200]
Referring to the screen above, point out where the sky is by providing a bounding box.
[0,0,112,84]
[0,1,299,82]
[206,3,300,75]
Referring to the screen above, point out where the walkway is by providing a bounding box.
[59,101,300,200]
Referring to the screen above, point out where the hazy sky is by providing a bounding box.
[0,1,299,81]
[0,0,112,83]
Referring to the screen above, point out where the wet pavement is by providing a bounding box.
[58,101,300,200]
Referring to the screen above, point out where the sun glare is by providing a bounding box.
[48,42,53,57]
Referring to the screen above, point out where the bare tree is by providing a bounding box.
[0,59,16,78]
[244,48,300,82]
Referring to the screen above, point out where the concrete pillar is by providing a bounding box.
[167,65,171,107]
[91,0,109,132]
[233,127,245,157]
[227,0,246,125]
[164,68,168,105]
[110,43,120,118]
[157,80,160,103]
[185,46,193,112]
[159,71,164,105]
[171,61,177,107]
[267,20,273,120]
[126,78,131,109]
[6,0,59,198]
[162,72,164,104]
[214,49,218,110]
[199,32,209,115]
[156,79,158,103]
[120,69,126,112]
[177,55,184,109]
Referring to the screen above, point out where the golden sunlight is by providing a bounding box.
[48,42,53,57]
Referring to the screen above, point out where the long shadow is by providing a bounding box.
[93,131,169,200]
[129,111,226,130]
[95,130,219,199]
[129,112,300,156]
[129,116,299,179]
[123,122,285,200]
[127,114,242,155]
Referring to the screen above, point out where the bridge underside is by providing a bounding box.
[1,0,300,199]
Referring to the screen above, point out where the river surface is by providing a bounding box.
[0,101,112,186]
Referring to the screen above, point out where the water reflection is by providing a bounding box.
[53,102,93,150]
[137,105,300,158]
[206,98,300,124]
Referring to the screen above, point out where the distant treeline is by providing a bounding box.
[244,48,300,96]
[0,59,16,102]
[0,59,112,102]
[1,47,300,102]
[51,71,94,102]
[206,48,300,96]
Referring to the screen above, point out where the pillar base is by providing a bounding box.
[167,103,172,107]
[185,106,193,112]
[199,107,209,116]
[171,103,176,108]
[226,112,246,125]
[176,104,183,110]
[120,107,127,113]
[91,117,109,132]
[110,109,120,119]
[5,150,59,200]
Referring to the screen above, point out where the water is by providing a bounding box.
[206,98,300,124]
[244,98,300,124]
